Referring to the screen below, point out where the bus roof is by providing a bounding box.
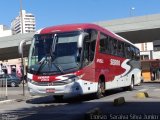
[37,23,136,47]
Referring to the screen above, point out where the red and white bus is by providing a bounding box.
[25,23,141,100]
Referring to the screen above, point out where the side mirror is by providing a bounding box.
[77,32,89,48]
[18,39,32,55]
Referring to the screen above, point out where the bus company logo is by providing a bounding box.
[38,76,50,81]
[97,59,104,63]
[110,59,120,66]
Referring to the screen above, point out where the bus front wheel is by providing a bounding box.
[95,80,105,99]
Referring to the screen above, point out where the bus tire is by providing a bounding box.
[53,95,63,102]
[123,76,134,91]
[127,76,134,91]
[94,79,105,99]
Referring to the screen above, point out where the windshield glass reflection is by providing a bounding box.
[28,31,81,75]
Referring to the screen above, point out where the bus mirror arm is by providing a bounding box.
[18,39,31,55]
[78,32,89,48]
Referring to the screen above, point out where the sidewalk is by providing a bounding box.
[0,92,31,104]
[0,85,37,104]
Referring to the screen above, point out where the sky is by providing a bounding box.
[1,0,160,30]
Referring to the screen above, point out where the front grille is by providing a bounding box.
[33,81,67,86]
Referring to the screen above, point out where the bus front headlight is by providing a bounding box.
[61,77,78,83]
[27,78,37,84]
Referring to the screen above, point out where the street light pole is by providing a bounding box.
[18,39,31,96]
[19,40,25,96]
[21,48,25,96]
[20,0,24,34]
[130,7,135,17]
[19,0,25,96]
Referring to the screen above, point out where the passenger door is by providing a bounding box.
[82,29,97,82]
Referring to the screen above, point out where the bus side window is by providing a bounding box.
[121,42,125,57]
[131,46,136,59]
[124,44,127,58]
[125,44,130,58]
[107,36,112,54]
[118,41,124,57]
[130,46,133,59]
[135,48,140,60]
[90,40,96,61]
[83,36,90,65]
[110,38,114,55]
[113,39,117,55]
[128,45,131,59]
[99,33,109,53]
[132,46,136,59]
[108,37,112,54]
[83,29,98,66]
[99,37,105,53]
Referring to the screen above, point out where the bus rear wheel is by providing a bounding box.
[126,77,134,91]
[95,80,105,99]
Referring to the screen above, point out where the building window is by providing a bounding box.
[140,55,149,60]
[145,43,147,51]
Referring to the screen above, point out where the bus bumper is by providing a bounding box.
[27,81,83,96]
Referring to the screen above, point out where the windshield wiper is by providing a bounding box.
[53,63,64,74]
[36,57,46,74]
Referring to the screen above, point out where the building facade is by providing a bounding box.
[11,10,36,34]
[135,42,160,81]
[0,25,12,37]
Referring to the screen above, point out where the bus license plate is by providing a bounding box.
[46,88,55,93]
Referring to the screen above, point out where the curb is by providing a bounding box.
[0,95,42,105]
[136,92,149,98]
[113,97,125,106]
[0,99,17,104]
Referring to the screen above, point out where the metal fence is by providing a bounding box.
[0,78,8,101]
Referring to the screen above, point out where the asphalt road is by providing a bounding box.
[0,83,160,120]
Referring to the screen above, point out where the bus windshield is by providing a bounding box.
[28,31,81,75]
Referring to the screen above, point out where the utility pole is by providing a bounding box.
[20,0,25,96]
[20,0,24,34]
